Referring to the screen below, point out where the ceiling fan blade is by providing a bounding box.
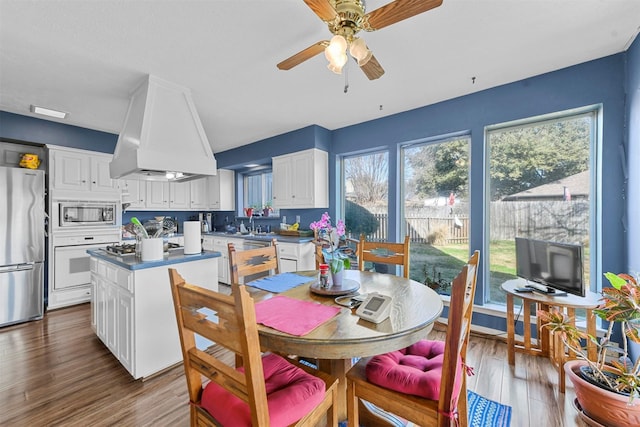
[360,54,385,80]
[277,41,329,70]
[364,0,443,31]
[303,0,337,22]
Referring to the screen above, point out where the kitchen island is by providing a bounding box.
[88,248,220,379]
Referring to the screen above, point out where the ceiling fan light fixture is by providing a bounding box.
[325,35,348,72]
[327,61,345,74]
[349,37,372,66]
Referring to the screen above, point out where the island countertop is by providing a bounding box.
[87,248,221,271]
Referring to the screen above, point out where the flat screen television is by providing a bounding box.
[515,237,585,297]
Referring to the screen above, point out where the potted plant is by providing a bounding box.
[262,201,272,217]
[310,212,350,286]
[538,272,640,427]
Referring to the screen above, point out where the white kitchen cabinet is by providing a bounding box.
[203,235,227,284]
[169,181,190,208]
[190,177,209,209]
[272,148,328,209]
[208,169,235,211]
[50,147,118,194]
[120,179,146,209]
[91,256,217,379]
[277,241,315,273]
[203,235,243,284]
[145,181,169,209]
[145,181,191,209]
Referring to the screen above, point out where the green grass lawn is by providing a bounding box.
[409,240,591,305]
[409,241,518,304]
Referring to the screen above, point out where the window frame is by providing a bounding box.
[483,106,601,305]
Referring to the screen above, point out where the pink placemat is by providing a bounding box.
[254,295,341,336]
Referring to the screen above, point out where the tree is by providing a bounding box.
[489,117,590,200]
[406,138,469,199]
[344,152,388,204]
[344,200,379,237]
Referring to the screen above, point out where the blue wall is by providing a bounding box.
[1,49,634,333]
[0,111,117,153]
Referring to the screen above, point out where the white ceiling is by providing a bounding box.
[1,0,638,154]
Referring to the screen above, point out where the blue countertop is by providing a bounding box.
[203,231,314,244]
[87,248,221,271]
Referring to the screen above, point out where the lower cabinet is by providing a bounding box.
[91,257,217,379]
[277,241,315,273]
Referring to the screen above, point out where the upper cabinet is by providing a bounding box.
[208,169,235,211]
[144,181,191,210]
[50,147,119,197]
[121,179,146,209]
[272,148,328,209]
[189,177,209,210]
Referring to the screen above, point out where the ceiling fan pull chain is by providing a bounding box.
[344,61,349,93]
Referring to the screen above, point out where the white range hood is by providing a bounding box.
[110,74,217,182]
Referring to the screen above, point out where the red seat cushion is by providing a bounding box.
[365,340,463,401]
[200,353,326,427]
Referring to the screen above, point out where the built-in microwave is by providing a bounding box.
[57,201,118,227]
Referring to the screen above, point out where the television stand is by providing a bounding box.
[502,279,600,393]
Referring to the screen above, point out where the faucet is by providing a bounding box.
[248,214,254,233]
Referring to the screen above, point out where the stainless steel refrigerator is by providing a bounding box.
[0,166,45,327]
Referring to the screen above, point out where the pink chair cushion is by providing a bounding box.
[365,339,463,401]
[200,353,326,427]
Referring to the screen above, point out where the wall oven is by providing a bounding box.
[55,201,119,228]
[49,198,121,309]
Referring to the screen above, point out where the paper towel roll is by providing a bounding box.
[183,221,202,254]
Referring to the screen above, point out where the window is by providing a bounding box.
[486,109,595,304]
[243,170,274,214]
[341,151,389,240]
[401,135,471,293]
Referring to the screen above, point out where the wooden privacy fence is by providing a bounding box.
[490,200,589,242]
[353,200,588,245]
[357,214,470,244]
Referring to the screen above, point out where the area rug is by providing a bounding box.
[356,390,511,427]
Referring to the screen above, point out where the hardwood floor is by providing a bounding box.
[0,303,587,426]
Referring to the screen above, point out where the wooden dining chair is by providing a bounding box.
[346,250,480,427]
[358,234,411,278]
[313,229,359,270]
[168,268,339,427]
[228,238,279,284]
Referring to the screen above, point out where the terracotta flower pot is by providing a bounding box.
[565,360,640,427]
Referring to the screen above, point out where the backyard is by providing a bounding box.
[409,240,591,305]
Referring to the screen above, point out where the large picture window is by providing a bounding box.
[401,135,471,293]
[341,151,389,239]
[486,110,595,304]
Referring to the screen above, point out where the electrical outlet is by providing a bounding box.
[296,215,300,224]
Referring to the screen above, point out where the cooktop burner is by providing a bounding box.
[105,243,136,255]
[104,242,182,256]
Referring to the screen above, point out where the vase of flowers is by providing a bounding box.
[310,212,350,287]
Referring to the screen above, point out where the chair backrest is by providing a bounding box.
[314,229,360,270]
[168,268,271,426]
[438,250,480,420]
[358,235,411,278]
[228,238,279,284]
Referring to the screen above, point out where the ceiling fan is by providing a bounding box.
[277,0,443,80]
